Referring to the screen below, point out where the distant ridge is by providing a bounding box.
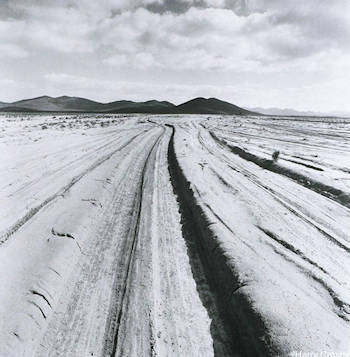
[0,101,9,108]
[247,107,350,118]
[0,95,256,115]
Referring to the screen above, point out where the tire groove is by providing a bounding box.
[102,128,165,357]
[0,129,150,245]
[166,124,277,356]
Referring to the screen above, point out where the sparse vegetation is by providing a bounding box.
[272,150,280,162]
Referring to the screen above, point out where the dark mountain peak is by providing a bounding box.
[34,95,52,99]
[176,97,255,115]
[144,100,159,104]
[208,97,226,103]
[105,99,135,106]
[15,95,52,103]
[143,100,175,107]
[183,97,207,104]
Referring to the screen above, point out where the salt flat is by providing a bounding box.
[0,113,349,356]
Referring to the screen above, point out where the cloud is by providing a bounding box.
[0,2,93,54]
[0,0,349,111]
[44,73,97,89]
[0,44,28,58]
[2,0,348,63]
[145,0,201,14]
[99,7,257,71]
[0,78,17,87]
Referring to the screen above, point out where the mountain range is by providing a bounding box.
[0,96,255,115]
[247,107,350,118]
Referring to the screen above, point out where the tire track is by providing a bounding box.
[166,124,276,356]
[209,131,350,209]
[197,128,350,253]
[34,128,163,357]
[32,129,161,356]
[195,125,350,322]
[102,127,165,357]
[7,130,127,197]
[0,129,151,245]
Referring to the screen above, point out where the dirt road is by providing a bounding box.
[0,114,349,356]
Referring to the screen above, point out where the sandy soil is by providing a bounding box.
[0,113,349,356]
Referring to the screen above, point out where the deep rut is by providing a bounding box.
[166,125,275,356]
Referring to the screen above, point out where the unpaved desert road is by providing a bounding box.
[0,114,349,356]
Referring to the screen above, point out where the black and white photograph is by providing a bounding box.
[0,0,349,356]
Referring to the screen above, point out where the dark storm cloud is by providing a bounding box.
[145,0,204,14]
[144,0,259,15]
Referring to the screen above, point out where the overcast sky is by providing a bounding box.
[1,0,349,111]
